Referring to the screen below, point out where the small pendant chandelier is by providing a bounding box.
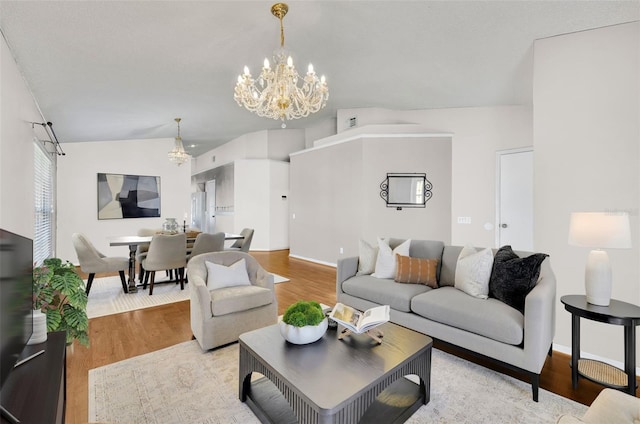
[168,118,190,166]
[234,3,329,128]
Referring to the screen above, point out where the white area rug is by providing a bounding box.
[86,273,289,319]
[88,340,587,424]
[272,273,289,283]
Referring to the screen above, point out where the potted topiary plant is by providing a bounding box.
[279,300,328,345]
[33,258,89,346]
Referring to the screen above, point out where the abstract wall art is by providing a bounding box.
[97,173,161,219]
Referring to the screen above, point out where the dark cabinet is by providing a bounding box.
[1,331,66,424]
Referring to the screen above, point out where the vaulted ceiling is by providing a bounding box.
[1,1,638,156]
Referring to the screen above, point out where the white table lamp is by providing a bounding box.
[568,212,632,306]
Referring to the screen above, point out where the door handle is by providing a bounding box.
[501,223,508,228]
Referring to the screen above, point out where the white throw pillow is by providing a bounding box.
[454,246,494,299]
[205,258,251,290]
[372,238,411,279]
[356,239,378,275]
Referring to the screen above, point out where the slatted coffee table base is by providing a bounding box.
[244,376,424,424]
[238,324,432,424]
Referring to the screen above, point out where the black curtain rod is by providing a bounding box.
[31,121,65,156]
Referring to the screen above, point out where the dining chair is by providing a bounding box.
[135,228,161,283]
[141,233,187,295]
[225,228,254,252]
[71,233,129,295]
[188,232,225,261]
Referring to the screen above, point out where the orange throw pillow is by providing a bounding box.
[395,254,438,288]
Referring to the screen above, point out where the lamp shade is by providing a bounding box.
[568,212,632,249]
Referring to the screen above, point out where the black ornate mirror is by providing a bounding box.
[380,173,432,209]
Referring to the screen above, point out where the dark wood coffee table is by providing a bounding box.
[239,322,432,424]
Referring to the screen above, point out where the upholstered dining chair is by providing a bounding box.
[187,232,225,261]
[135,228,158,283]
[71,233,129,295]
[187,251,277,350]
[225,228,254,252]
[141,233,187,295]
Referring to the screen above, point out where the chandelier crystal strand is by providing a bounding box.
[234,3,328,128]
[168,117,190,166]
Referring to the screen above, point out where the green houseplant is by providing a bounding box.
[280,301,328,345]
[33,258,89,346]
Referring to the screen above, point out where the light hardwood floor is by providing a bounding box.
[68,250,628,424]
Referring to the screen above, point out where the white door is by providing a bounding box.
[496,149,534,251]
[205,180,216,233]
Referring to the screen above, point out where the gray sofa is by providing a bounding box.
[336,239,556,402]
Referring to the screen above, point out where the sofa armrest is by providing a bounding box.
[336,256,359,295]
[523,257,556,371]
[254,267,275,292]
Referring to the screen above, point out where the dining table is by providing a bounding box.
[109,233,243,293]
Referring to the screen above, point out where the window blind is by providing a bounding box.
[34,142,55,265]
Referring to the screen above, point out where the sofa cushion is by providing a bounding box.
[342,275,432,312]
[395,254,438,288]
[372,238,411,279]
[454,246,493,299]
[356,239,378,275]
[439,245,464,287]
[210,285,273,317]
[489,246,549,313]
[389,238,445,281]
[411,286,524,345]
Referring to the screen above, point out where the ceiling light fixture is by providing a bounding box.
[168,118,190,166]
[234,3,329,128]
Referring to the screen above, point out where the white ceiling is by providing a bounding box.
[1,1,638,156]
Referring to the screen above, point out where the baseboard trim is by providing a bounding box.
[288,254,336,268]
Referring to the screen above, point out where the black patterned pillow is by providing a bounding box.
[489,246,548,313]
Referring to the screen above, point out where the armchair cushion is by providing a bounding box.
[205,258,251,290]
[211,285,273,317]
[556,388,640,423]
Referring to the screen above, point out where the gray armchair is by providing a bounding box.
[556,388,640,423]
[188,251,277,350]
[71,233,129,295]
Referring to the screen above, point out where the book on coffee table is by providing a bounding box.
[330,302,390,334]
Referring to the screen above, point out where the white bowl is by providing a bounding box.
[279,318,328,345]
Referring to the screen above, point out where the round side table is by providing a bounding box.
[560,294,640,396]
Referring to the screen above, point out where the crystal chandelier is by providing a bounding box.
[234,3,329,128]
[168,118,190,166]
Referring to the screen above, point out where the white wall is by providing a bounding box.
[304,118,337,149]
[336,106,533,248]
[534,22,639,365]
[290,131,452,265]
[234,159,289,251]
[267,129,306,162]
[0,35,46,238]
[193,128,305,175]
[192,129,303,250]
[269,161,290,250]
[56,138,191,262]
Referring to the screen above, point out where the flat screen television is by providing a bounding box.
[0,229,33,388]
